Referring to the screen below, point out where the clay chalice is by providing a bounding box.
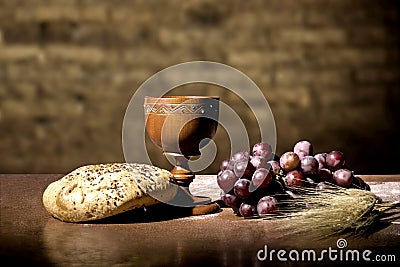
[144,96,219,205]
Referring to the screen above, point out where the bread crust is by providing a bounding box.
[42,163,177,222]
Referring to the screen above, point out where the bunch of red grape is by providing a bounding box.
[281,140,370,191]
[217,140,370,218]
[217,142,284,218]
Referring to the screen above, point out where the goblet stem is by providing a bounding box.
[165,153,194,187]
[164,152,212,206]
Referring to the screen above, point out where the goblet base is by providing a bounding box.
[175,187,212,206]
[165,152,212,206]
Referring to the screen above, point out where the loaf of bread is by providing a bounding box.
[42,163,177,222]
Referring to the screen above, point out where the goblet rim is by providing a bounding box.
[144,95,219,104]
[145,95,219,98]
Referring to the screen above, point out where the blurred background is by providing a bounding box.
[0,0,399,175]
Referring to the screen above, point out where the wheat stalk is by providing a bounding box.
[262,183,400,239]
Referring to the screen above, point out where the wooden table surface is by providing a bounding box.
[1,174,399,267]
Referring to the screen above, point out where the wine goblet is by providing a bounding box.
[144,96,219,205]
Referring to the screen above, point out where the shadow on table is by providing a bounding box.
[363,211,400,235]
[66,201,224,224]
[42,202,226,267]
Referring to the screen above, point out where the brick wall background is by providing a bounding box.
[0,0,399,175]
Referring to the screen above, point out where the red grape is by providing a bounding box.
[252,142,272,159]
[265,180,285,195]
[279,151,300,172]
[352,176,370,191]
[220,159,234,171]
[251,168,273,190]
[234,179,252,199]
[257,196,278,215]
[326,150,345,171]
[285,170,305,187]
[333,168,353,188]
[231,150,250,163]
[314,153,327,170]
[300,156,318,175]
[318,168,334,182]
[220,191,241,208]
[234,159,256,179]
[250,155,268,169]
[267,160,281,175]
[293,140,313,160]
[217,170,238,193]
[239,203,256,217]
